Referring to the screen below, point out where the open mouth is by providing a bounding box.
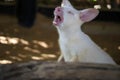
[53,7,63,26]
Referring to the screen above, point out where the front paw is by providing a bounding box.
[57,55,64,62]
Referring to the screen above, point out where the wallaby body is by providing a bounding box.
[53,0,116,65]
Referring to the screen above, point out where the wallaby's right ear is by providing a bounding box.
[80,8,99,22]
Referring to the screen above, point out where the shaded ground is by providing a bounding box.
[0,13,120,64]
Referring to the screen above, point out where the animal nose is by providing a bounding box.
[55,7,62,13]
[57,7,61,12]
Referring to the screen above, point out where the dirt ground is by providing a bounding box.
[0,13,120,64]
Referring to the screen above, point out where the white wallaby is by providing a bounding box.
[53,0,116,65]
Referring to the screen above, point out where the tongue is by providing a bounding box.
[53,16,61,26]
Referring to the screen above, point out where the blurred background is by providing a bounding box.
[0,0,120,64]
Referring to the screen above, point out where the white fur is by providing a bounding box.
[54,0,116,64]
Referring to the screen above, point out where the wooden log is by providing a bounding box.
[0,61,120,80]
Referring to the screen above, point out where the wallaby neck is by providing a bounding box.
[57,24,84,40]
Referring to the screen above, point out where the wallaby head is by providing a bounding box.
[53,0,99,28]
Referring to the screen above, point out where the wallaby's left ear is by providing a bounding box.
[80,8,99,22]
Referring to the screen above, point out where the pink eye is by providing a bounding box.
[68,11,74,15]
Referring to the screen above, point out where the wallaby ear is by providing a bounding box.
[61,0,74,9]
[80,8,99,22]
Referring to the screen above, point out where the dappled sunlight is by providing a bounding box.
[0,36,29,45]
[118,46,120,50]
[33,40,49,48]
[31,53,57,61]
[31,54,57,60]
[5,51,11,55]
[10,56,22,61]
[0,36,10,44]
[0,60,12,64]
[18,54,27,58]
[41,54,57,58]
[0,35,58,64]
[31,56,44,60]
[24,46,41,54]
[20,39,29,45]
[8,37,19,44]
[0,36,19,45]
